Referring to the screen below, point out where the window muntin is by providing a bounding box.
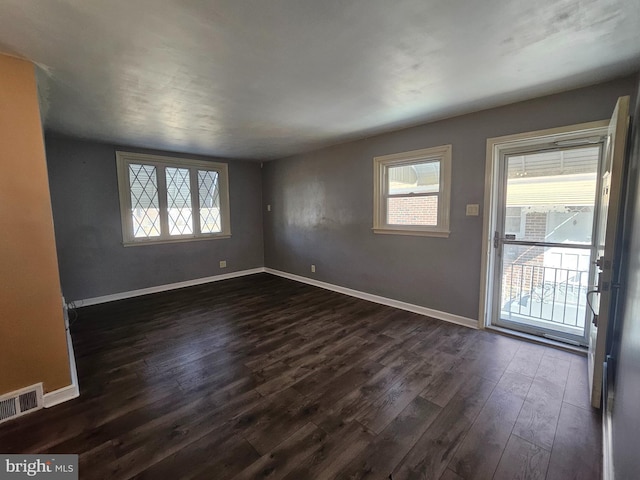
[128,163,161,238]
[116,152,230,245]
[198,170,221,234]
[165,167,193,236]
[373,145,451,237]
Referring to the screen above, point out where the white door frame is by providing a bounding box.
[479,120,609,331]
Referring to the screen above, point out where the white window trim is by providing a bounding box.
[373,144,452,237]
[116,151,231,246]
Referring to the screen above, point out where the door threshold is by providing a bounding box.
[486,325,587,356]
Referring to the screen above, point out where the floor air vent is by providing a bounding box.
[0,383,43,424]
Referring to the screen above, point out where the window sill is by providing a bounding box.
[372,228,450,238]
[123,234,232,247]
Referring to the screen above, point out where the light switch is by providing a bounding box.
[466,204,479,216]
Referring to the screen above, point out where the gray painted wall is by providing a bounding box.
[263,76,638,320]
[45,136,264,302]
[611,74,640,480]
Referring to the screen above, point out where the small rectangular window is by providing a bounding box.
[373,145,452,237]
[116,152,230,245]
[505,206,524,236]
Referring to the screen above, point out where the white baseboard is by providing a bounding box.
[265,268,478,329]
[70,266,476,329]
[603,408,614,480]
[603,359,615,480]
[43,383,79,408]
[44,300,81,409]
[72,267,266,307]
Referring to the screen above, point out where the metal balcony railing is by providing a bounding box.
[501,262,589,328]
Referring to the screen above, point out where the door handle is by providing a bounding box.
[494,232,516,249]
[586,288,599,327]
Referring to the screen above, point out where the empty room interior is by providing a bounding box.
[2,1,640,479]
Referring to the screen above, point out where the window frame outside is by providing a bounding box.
[373,144,452,237]
[504,206,527,238]
[116,151,231,246]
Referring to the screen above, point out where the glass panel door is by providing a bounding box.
[501,244,590,337]
[493,145,602,345]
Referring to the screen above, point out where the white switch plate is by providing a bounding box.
[311,264,316,273]
[267,204,271,211]
[466,204,479,216]
[219,260,227,268]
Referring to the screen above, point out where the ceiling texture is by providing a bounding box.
[1,0,639,160]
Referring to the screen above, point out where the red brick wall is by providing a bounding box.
[388,196,438,225]
[502,212,547,302]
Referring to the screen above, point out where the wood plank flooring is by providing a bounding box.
[0,274,601,479]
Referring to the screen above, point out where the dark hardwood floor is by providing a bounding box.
[0,274,601,479]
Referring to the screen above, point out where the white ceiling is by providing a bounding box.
[1,0,639,160]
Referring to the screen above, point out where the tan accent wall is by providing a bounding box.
[0,54,71,394]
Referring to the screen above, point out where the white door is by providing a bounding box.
[588,96,630,408]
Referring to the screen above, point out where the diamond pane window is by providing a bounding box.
[128,164,161,238]
[198,170,221,233]
[117,152,230,244]
[166,167,193,235]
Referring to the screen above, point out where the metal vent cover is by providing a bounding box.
[19,390,39,412]
[0,398,17,422]
[0,383,44,425]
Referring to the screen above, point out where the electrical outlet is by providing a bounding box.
[219,260,227,268]
[311,264,316,273]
